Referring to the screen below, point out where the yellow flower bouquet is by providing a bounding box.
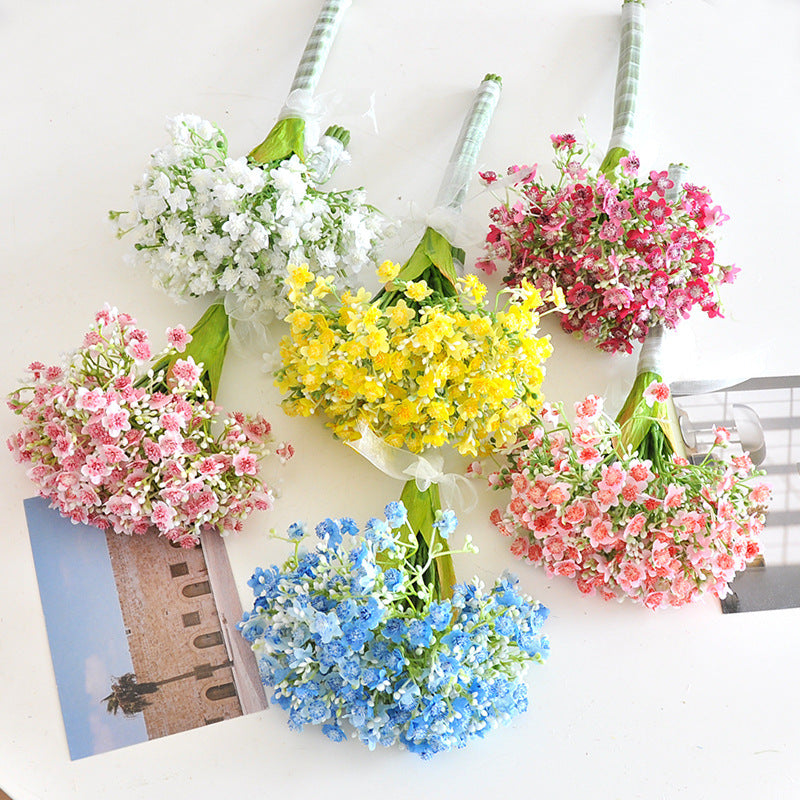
[276,262,554,458]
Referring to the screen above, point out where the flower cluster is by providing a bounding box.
[478,136,737,353]
[238,503,549,758]
[112,115,386,325]
[275,262,554,456]
[7,307,287,547]
[488,392,770,609]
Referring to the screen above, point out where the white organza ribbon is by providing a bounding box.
[277,88,325,150]
[346,422,478,512]
[398,201,481,254]
[223,293,275,354]
[424,204,478,252]
[638,323,665,377]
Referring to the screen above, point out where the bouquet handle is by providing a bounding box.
[435,74,502,212]
[601,0,645,176]
[289,0,351,96]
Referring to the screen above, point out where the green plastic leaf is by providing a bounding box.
[615,370,686,458]
[248,116,307,165]
[149,303,230,402]
[399,480,456,601]
[599,146,629,179]
[394,227,459,289]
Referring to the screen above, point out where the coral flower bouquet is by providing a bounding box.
[7,305,290,547]
[112,0,386,347]
[238,501,550,758]
[479,0,737,354]
[488,325,770,609]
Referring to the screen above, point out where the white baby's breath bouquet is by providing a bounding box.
[112,0,386,349]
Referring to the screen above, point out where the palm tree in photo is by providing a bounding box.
[102,661,234,718]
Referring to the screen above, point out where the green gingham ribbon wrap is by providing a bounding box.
[607,0,645,154]
[665,162,687,203]
[289,0,351,96]
[435,74,502,212]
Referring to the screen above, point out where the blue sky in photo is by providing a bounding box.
[25,497,148,759]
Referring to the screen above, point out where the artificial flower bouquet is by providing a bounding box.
[276,75,556,458]
[112,0,386,344]
[7,305,291,547]
[488,326,770,609]
[478,0,737,354]
[238,501,550,758]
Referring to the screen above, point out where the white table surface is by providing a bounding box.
[2,1,799,797]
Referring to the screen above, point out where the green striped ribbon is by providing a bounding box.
[665,162,688,202]
[601,0,645,176]
[436,73,502,211]
[290,0,351,95]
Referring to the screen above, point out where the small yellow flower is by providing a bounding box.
[459,274,488,305]
[551,286,566,309]
[312,276,336,299]
[387,300,415,331]
[287,264,314,290]
[405,281,433,302]
[377,260,401,283]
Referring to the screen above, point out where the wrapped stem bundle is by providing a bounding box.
[479,0,737,354]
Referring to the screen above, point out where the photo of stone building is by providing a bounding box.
[104,531,267,739]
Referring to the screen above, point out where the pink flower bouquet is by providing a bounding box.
[478,0,737,354]
[488,328,770,609]
[7,306,290,547]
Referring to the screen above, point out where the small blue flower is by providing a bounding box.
[382,617,407,644]
[427,600,452,631]
[433,509,458,539]
[287,521,307,541]
[364,517,393,550]
[383,567,404,591]
[316,518,343,550]
[339,517,359,537]
[311,610,343,644]
[247,565,280,597]
[335,598,357,623]
[342,619,372,651]
[383,501,408,529]
[407,619,433,648]
[322,722,346,742]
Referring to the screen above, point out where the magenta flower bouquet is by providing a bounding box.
[7,306,290,547]
[478,0,737,354]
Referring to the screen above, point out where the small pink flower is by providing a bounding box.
[151,501,177,532]
[642,381,670,406]
[749,484,771,505]
[574,394,603,423]
[129,340,152,362]
[510,537,529,558]
[276,442,294,464]
[171,357,202,387]
[102,402,131,437]
[713,426,731,446]
[166,325,192,353]
[232,448,258,476]
[545,482,570,506]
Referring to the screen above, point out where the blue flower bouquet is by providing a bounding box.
[238,501,549,758]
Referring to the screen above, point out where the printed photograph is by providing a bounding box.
[26,497,267,760]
